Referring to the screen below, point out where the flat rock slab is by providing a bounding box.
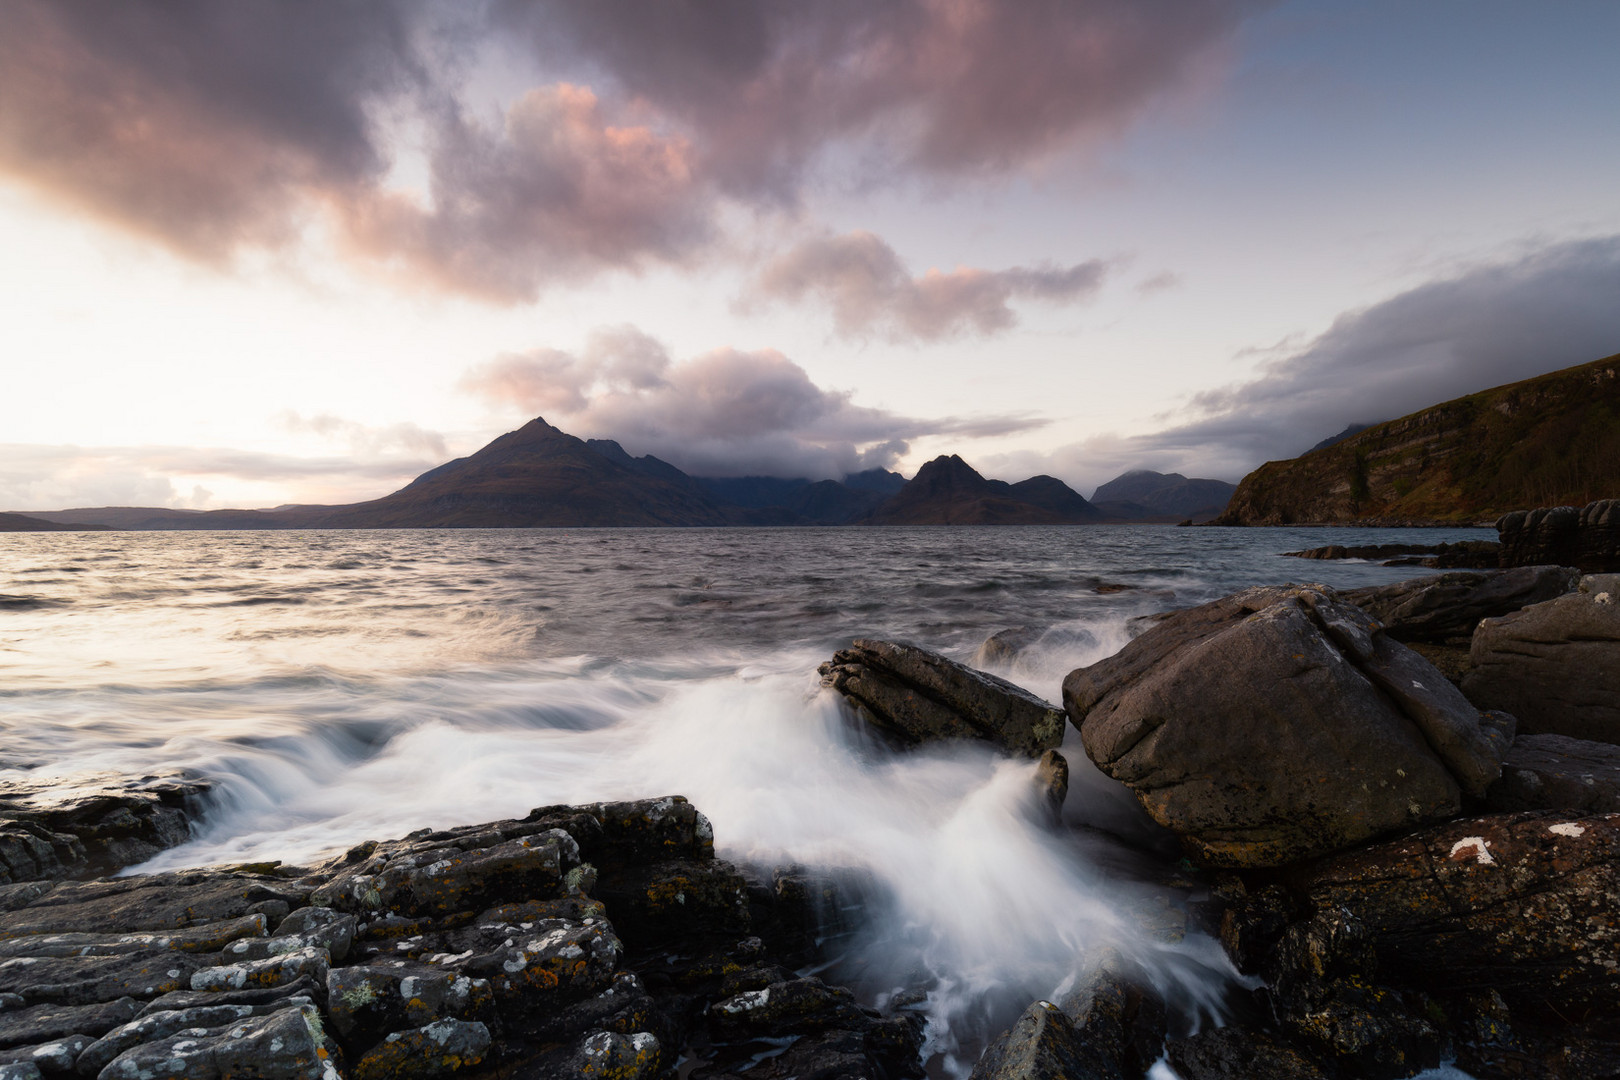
[0,950,214,1005]
[1463,577,1620,744]
[1341,565,1578,643]
[1486,733,1620,814]
[0,873,303,939]
[0,996,138,1050]
[819,638,1066,757]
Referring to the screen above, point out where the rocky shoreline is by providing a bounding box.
[2,565,1618,1079]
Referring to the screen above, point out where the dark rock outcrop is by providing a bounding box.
[1063,585,1512,867]
[1462,575,1620,744]
[0,774,209,885]
[819,639,1067,757]
[1340,565,1578,643]
[1498,498,1620,573]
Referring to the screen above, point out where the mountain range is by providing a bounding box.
[6,417,1233,530]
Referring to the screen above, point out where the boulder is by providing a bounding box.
[76,997,318,1075]
[973,627,1040,668]
[1064,585,1510,867]
[1164,1027,1329,1080]
[819,639,1067,757]
[350,1018,490,1080]
[1462,575,1620,744]
[1485,733,1620,813]
[1499,498,1620,573]
[1033,751,1068,825]
[1340,565,1578,643]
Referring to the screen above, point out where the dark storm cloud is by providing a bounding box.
[1141,234,1620,473]
[0,0,421,258]
[983,235,1620,491]
[0,0,1254,299]
[743,231,1109,341]
[502,0,1257,193]
[460,327,1046,478]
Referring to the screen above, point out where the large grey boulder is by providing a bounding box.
[819,639,1066,757]
[1064,586,1512,867]
[1340,565,1578,643]
[1462,575,1620,744]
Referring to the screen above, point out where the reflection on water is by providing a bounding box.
[0,525,1491,1076]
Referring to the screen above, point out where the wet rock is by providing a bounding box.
[1498,498,1620,573]
[974,627,1041,668]
[968,999,1114,1080]
[0,998,137,1050]
[1485,733,1620,813]
[0,951,212,1005]
[224,908,354,963]
[572,1030,662,1080]
[819,639,1067,757]
[708,977,871,1040]
[0,1034,89,1074]
[96,1003,340,1080]
[325,963,494,1054]
[139,973,325,1016]
[1281,811,1620,1023]
[1064,585,1507,867]
[1283,540,1501,568]
[310,830,579,918]
[75,997,317,1075]
[1054,951,1167,1078]
[1341,565,1579,643]
[1033,750,1068,825]
[515,971,671,1049]
[0,872,304,939]
[0,1062,39,1080]
[592,858,750,952]
[0,774,209,883]
[190,945,329,993]
[1164,1027,1330,1080]
[547,797,717,866]
[1462,576,1620,744]
[0,914,266,959]
[350,1018,490,1080]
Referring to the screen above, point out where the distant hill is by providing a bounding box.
[315,418,733,528]
[13,420,1115,530]
[0,511,112,532]
[1213,352,1620,525]
[1090,470,1236,521]
[865,455,1102,525]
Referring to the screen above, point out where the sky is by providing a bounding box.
[3,0,1619,511]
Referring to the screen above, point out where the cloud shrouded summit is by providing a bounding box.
[460,327,1045,479]
[0,0,1251,300]
[743,231,1109,341]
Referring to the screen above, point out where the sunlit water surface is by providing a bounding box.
[0,526,1492,1076]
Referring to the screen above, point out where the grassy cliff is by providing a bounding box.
[1213,352,1620,525]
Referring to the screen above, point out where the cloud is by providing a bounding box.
[742,231,1108,340]
[460,326,1045,477]
[0,1,1254,299]
[980,234,1620,493]
[339,85,712,301]
[276,412,449,461]
[506,0,1256,192]
[0,443,442,512]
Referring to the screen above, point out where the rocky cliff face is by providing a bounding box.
[1213,353,1620,525]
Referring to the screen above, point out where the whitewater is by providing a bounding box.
[0,525,1492,1076]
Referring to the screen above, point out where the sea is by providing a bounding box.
[0,525,1492,1078]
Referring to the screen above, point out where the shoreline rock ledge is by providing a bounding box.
[1062,584,1514,868]
[0,796,924,1080]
